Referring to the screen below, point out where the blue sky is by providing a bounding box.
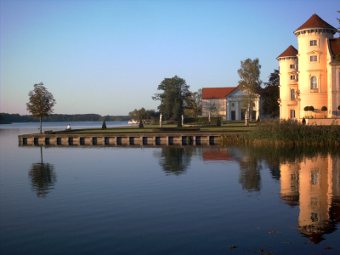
[0,0,339,115]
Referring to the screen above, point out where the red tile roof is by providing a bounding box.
[202,87,237,99]
[329,38,340,58]
[277,45,298,59]
[295,14,336,33]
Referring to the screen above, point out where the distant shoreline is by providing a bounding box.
[0,113,129,123]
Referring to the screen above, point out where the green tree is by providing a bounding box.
[26,83,56,133]
[238,58,262,125]
[153,76,191,127]
[261,69,279,118]
[129,107,146,120]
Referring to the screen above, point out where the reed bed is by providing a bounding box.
[246,120,340,147]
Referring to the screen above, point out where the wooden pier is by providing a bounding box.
[18,132,223,147]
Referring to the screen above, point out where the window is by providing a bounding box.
[310,40,317,46]
[310,55,317,62]
[290,64,295,69]
[311,212,319,222]
[311,169,319,185]
[310,76,317,89]
[290,75,296,80]
[290,89,295,100]
[290,110,295,118]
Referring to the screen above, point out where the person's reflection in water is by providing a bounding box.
[28,146,56,198]
[158,147,193,175]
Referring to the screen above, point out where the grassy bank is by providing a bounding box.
[242,120,340,147]
[54,121,256,134]
[47,120,340,148]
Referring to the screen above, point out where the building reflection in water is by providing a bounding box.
[28,146,56,198]
[202,147,340,242]
[280,154,340,243]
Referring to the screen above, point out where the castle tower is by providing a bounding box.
[294,14,337,118]
[277,45,299,119]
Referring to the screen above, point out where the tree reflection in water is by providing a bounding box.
[157,147,193,175]
[28,146,56,198]
[238,150,261,192]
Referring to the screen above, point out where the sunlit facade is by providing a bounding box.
[277,14,340,120]
[201,87,260,121]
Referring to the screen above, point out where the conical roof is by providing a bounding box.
[277,45,298,59]
[295,14,336,33]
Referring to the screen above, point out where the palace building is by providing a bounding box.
[201,86,260,121]
[277,14,340,121]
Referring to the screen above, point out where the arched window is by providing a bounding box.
[310,76,317,89]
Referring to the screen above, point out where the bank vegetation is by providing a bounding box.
[233,120,340,148]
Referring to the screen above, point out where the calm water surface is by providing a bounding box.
[0,122,339,255]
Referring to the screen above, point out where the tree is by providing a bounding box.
[26,83,56,133]
[261,69,279,118]
[153,76,191,127]
[184,89,202,118]
[238,58,262,125]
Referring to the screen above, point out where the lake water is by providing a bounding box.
[1,122,340,255]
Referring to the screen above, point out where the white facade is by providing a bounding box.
[226,89,260,121]
[201,87,260,121]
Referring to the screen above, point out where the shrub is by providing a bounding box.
[102,120,107,129]
[216,117,222,127]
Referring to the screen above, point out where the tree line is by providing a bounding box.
[0,113,129,124]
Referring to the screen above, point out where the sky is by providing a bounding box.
[0,0,339,115]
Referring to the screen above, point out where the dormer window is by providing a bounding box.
[310,40,317,46]
[310,55,317,62]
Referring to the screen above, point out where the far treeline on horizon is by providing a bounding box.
[0,113,130,124]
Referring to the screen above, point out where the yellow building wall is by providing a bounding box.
[279,57,299,119]
[327,51,340,117]
[296,31,333,118]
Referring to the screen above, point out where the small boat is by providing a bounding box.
[128,119,138,125]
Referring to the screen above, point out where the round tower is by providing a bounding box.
[294,14,337,118]
[277,45,299,120]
